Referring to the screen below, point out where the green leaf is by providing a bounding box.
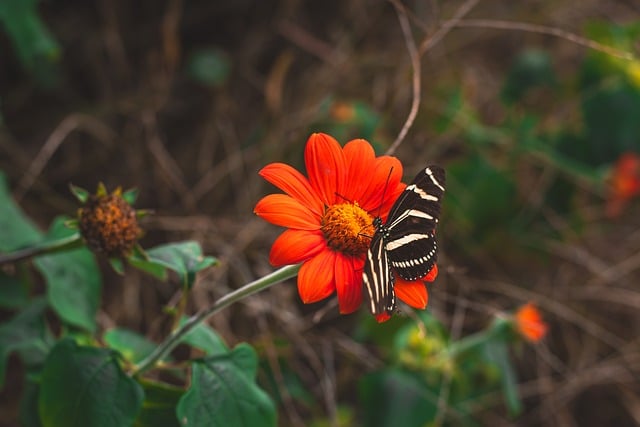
[38,339,144,427]
[0,171,43,252]
[483,340,522,416]
[122,188,139,205]
[134,380,183,427]
[0,297,53,386]
[103,328,158,364]
[34,217,101,333]
[178,316,229,356]
[0,270,29,309]
[359,369,437,427]
[131,241,217,288]
[109,257,126,274]
[176,343,276,427]
[69,183,89,204]
[0,0,61,87]
[20,376,42,427]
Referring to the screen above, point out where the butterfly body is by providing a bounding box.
[363,165,446,315]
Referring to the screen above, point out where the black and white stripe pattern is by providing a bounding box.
[363,165,446,315]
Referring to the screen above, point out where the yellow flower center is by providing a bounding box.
[321,202,375,256]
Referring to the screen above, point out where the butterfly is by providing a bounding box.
[362,165,446,315]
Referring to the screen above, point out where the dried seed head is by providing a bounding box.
[78,189,141,258]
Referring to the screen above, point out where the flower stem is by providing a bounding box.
[0,233,84,266]
[132,263,301,376]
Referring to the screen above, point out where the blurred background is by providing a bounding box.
[1,0,640,425]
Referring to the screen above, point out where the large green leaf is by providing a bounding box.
[0,270,29,309]
[130,241,217,288]
[103,328,158,365]
[34,217,101,332]
[176,343,276,427]
[0,297,53,386]
[178,316,229,357]
[38,339,144,427]
[134,380,183,427]
[0,172,42,252]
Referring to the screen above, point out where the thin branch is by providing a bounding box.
[419,0,481,55]
[387,0,422,156]
[445,19,635,60]
[0,233,83,266]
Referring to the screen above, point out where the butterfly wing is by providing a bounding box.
[385,165,445,281]
[363,232,396,315]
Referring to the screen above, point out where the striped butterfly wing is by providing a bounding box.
[363,165,446,315]
[385,165,445,281]
[362,231,396,315]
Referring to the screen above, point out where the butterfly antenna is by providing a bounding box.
[374,167,395,219]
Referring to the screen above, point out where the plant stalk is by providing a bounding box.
[0,233,84,265]
[132,263,301,376]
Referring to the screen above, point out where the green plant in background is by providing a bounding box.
[0,174,291,427]
[358,304,547,427]
[0,0,61,87]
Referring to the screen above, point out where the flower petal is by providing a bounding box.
[305,133,346,206]
[297,249,337,303]
[375,312,391,323]
[515,303,548,342]
[270,229,326,266]
[343,139,376,202]
[360,155,405,215]
[334,254,364,314]
[422,264,438,282]
[395,277,428,309]
[259,162,324,217]
[254,194,320,230]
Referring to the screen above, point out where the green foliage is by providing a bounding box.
[0,270,29,309]
[134,380,183,427]
[0,298,53,386]
[445,153,518,244]
[177,344,277,427]
[501,50,556,105]
[0,170,276,426]
[0,172,43,252]
[38,339,144,427]
[178,316,229,356]
[103,328,160,365]
[0,0,61,87]
[34,217,101,333]
[359,313,525,426]
[129,241,217,288]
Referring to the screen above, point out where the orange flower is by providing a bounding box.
[254,133,438,318]
[514,303,548,343]
[606,152,640,218]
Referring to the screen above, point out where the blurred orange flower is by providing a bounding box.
[606,152,640,218]
[254,133,438,319]
[514,303,548,343]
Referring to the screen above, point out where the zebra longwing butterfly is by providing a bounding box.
[362,165,446,315]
